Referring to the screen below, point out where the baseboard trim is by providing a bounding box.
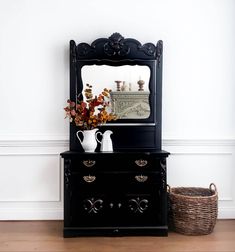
[218,207,235,219]
[0,205,234,220]
[0,208,63,220]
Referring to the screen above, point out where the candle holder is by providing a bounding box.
[115,80,122,91]
[137,79,145,91]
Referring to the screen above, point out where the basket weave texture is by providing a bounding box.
[168,183,218,235]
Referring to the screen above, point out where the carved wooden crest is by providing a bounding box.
[70,32,163,63]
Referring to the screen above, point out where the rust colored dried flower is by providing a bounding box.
[64,85,117,130]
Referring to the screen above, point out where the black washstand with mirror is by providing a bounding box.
[61,33,170,237]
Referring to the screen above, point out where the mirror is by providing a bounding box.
[81,65,151,119]
[69,33,163,151]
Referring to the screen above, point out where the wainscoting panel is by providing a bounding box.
[0,138,234,219]
[0,154,60,202]
[0,139,68,220]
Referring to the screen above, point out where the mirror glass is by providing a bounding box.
[81,65,151,119]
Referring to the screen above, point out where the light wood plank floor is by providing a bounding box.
[0,220,234,252]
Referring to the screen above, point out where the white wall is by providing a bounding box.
[0,0,234,219]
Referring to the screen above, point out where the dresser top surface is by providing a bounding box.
[61,150,170,157]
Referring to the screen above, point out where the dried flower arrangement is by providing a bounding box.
[64,84,117,130]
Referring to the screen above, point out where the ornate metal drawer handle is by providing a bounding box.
[83,175,96,183]
[135,159,148,167]
[135,175,148,182]
[82,160,96,167]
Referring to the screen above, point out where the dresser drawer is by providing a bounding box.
[70,171,161,194]
[120,156,162,172]
[69,155,163,173]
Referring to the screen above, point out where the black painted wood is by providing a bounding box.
[69,33,163,151]
[61,33,170,237]
[61,151,169,237]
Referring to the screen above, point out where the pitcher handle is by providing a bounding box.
[95,131,102,144]
[76,130,83,144]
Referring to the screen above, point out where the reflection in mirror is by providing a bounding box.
[81,65,151,119]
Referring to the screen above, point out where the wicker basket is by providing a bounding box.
[168,183,218,235]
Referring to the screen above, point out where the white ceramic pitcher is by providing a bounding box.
[96,130,113,152]
[76,128,100,152]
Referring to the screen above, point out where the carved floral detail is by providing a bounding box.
[64,159,71,189]
[104,32,130,56]
[160,158,166,189]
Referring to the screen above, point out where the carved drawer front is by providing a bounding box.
[115,172,160,192]
[70,194,114,227]
[71,173,114,192]
[115,193,162,226]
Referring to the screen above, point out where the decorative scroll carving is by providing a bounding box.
[73,32,162,60]
[139,42,156,56]
[70,40,77,63]
[64,159,71,189]
[82,160,96,168]
[128,197,149,213]
[160,158,166,189]
[156,40,163,67]
[77,42,96,57]
[83,198,103,214]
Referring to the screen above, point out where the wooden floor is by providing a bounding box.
[0,220,234,252]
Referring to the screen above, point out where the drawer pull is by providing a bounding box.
[135,159,148,167]
[135,175,148,182]
[83,175,96,183]
[83,160,96,167]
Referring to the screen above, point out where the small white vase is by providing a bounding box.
[96,130,113,152]
[76,128,100,152]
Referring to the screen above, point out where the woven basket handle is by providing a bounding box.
[209,183,217,193]
[167,184,171,193]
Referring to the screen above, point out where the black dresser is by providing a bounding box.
[61,151,169,237]
[61,33,170,236]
